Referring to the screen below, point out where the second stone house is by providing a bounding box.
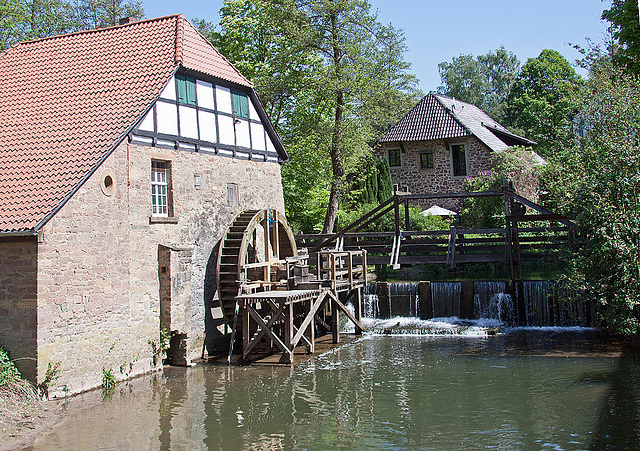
[376,93,537,208]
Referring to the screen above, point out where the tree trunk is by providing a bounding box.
[323,89,344,234]
[322,10,344,234]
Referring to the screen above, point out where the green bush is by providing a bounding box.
[102,368,116,391]
[458,146,541,228]
[0,347,21,387]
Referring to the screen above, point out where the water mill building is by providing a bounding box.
[0,15,288,396]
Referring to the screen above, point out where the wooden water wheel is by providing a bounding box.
[216,209,298,343]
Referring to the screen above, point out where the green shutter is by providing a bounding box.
[232,91,249,118]
[176,75,196,105]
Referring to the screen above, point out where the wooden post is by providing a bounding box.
[377,282,390,319]
[307,298,315,352]
[263,212,271,283]
[332,296,340,344]
[241,300,249,361]
[284,301,293,355]
[418,281,432,319]
[394,195,401,240]
[404,198,410,230]
[503,179,515,280]
[460,281,475,319]
[354,288,363,335]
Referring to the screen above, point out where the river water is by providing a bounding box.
[21,329,639,450]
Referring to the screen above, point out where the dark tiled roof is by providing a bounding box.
[0,15,253,233]
[380,93,535,152]
[379,94,468,142]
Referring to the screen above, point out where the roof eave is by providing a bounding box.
[0,230,37,237]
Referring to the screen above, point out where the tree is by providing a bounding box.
[74,0,143,29]
[0,0,79,50]
[197,0,314,129]
[602,0,640,74]
[505,49,582,157]
[544,60,640,335]
[289,0,418,233]
[437,46,520,122]
[207,0,419,233]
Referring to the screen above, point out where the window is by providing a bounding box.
[420,152,434,169]
[387,148,401,167]
[176,75,196,106]
[232,91,249,119]
[451,144,467,176]
[151,161,171,217]
[227,183,239,207]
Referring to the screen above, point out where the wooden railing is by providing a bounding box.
[296,181,577,281]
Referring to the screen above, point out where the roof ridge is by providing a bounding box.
[175,15,184,64]
[7,14,181,48]
[180,17,252,86]
[432,93,473,136]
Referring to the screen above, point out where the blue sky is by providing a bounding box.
[142,0,610,92]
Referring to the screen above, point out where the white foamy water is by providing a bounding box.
[342,315,502,336]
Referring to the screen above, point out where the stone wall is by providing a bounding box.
[35,139,285,395]
[37,141,135,395]
[376,137,492,209]
[0,237,38,380]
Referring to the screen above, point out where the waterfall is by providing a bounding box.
[361,281,591,327]
[431,282,461,318]
[362,283,379,318]
[389,282,419,317]
[473,281,506,319]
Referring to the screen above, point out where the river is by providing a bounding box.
[19,329,639,450]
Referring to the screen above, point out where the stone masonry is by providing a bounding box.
[375,136,492,210]
[30,139,284,396]
[0,238,38,380]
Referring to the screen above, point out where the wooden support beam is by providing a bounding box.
[291,291,330,350]
[245,304,291,361]
[243,302,286,358]
[331,291,365,332]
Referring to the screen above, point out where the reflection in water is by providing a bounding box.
[23,332,635,450]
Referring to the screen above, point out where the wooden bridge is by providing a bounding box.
[296,181,577,281]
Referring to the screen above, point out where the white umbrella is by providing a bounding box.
[421,205,457,216]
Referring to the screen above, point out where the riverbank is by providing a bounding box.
[0,388,63,450]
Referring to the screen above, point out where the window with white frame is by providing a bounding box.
[227,183,239,207]
[151,160,171,217]
[387,148,402,167]
[451,144,467,176]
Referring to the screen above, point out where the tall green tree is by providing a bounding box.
[288,0,418,233]
[74,0,143,29]
[437,46,520,122]
[505,49,582,156]
[544,60,640,335]
[0,0,79,50]
[207,0,418,233]
[602,0,640,74]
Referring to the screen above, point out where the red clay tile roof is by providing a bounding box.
[0,15,252,233]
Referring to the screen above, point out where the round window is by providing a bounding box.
[100,169,116,196]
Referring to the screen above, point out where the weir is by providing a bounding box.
[362,281,593,327]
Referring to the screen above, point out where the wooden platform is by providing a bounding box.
[204,333,360,366]
[235,287,364,364]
